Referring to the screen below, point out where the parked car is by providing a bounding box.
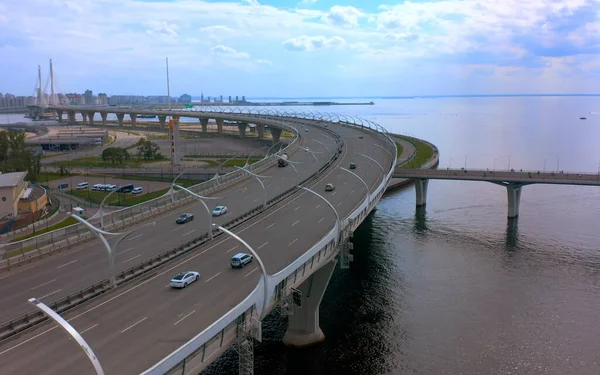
[76,182,88,190]
[176,213,194,224]
[325,183,335,191]
[132,187,143,194]
[57,183,68,189]
[170,271,200,288]
[349,163,357,170]
[212,206,228,216]
[359,136,364,139]
[231,253,253,268]
[91,184,104,191]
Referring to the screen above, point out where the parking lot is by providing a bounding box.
[47,176,171,195]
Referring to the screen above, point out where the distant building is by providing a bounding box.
[178,94,191,104]
[83,89,94,105]
[0,172,29,219]
[97,93,108,105]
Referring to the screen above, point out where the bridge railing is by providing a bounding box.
[141,111,398,375]
[0,115,301,267]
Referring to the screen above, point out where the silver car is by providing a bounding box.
[170,271,200,288]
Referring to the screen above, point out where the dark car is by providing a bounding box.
[176,213,194,224]
[349,163,357,169]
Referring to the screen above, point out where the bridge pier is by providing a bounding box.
[415,179,429,206]
[158,115,167,127]
[271,128,282,144]
[87,111,95,125]
[283,259,337,347]
[506,184,522,218]
[256,124,265,139]
[80,111,88,123]
[238,122,247,138]
[200,118,208,133]
[56,109,63,122]
[129,113,137,127]
[67,111,76,124]
[100,112,108,126]
[216,119,224,134]
[116,113,124,126]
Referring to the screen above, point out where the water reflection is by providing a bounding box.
[413,206,427,233]
[505,217,519,249]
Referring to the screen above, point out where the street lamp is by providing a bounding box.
[299,146,320,164]
[297,186,341,230]
[99,184,126,228]
[244,146,269,169]
[339,167,370,205]
[172,184,221,239]
[28,298,105,375]
[312,139,330,152]
[358,153,384,172]
[234,166,270,209]
[214,225,270,319]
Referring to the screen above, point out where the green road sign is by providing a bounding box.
[69,102,78,105]
[185,104,193,108]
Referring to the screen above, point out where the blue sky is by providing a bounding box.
[1,0,600,97]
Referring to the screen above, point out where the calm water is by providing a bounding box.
[205,97,600,375]
[6,97,600,374]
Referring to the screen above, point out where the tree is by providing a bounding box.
[0,130,42,180]
[136,138,162,160]
[101,147,130,165]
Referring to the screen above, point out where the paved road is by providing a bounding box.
[0,122,333,322]
[0,121,393,375]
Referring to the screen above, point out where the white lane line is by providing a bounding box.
[56,260,78,269]
[128,234,143,241]
[337,202,343,207]
[258,242,268,249]
[39,289,62,300]
[183,230,196,236]
[205,272,221,283]
[120,247,135,255]
[174,310,196,326]
[80,324,98,335]
[123,254,141,263]
[317,217,324,224]
[351,189,355,195]
[294,206,300,211]
[227,245,239,253]
[332,191,337,196]
[344,181,347,185]
[172,226,184,232]
[253,198,260,202]
[120,317,147,334]
[245,268,258,277]
[316,204,321,209]
[288,238,298,246]
[266,223,275,229]
[244,195,250,200]
[31,279,57,291]
[292,220,299,227]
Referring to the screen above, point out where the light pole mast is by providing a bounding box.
[166,57,171,112]
[50,58,55,106]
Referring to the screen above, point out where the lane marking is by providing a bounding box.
[253,198,260,202]
[120,317,147,334]
[294,206,300,211]
[288,238,298,246]
[80,324,98,335]
[123,255,141,263]
[183,230,196,237]
[39,289,62,300]
[120,247,135,255]
[317,217,324,224]
[337,202,343,207]
[245,268,258,277]
[172,226,184,232]
[292,220,299,227]
[344,181,347,184]
[56,260,78,269]
[227,245,239,253]
[332,191,337,196]
[174,310,196,326]
[128,234,143,241]
[351,189,355,195]
[205,272,221,283]
[257,242,268,249]
[31,279,57,291]
[315,204,321,209]
[266,223,275,229]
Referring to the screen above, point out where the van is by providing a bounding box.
[92,184,104,191]
[118,184,134,193]
[132,187,143,194]
[76,182,88,190]
[231,253,253,268]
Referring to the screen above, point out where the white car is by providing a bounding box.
[170,271,200,288]
[132,187,143,194]
[212,205,228,216]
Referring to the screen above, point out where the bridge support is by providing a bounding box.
[415,179,429,206]
[67,111,76,124]
[129,113,137,127]
[80,111,88,123]
[116,113,124,127]
[283,259,337,347]
[100,112,108,126]
[158,115,167,127]
[56,109,63,122]
[256,124,264,139]
[87,111,95,125]
[506,184,522,218]
[271,128,282,144]
[238,122,247,138]
[200,118,209,133]
[216,118,224,134]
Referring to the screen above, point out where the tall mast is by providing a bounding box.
[37,65,44,107]
[49,59,55,105]
[166,57,171,112]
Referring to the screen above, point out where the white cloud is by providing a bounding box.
[211,45,251,59]
[323,6,364,28]
[283,35,346,51]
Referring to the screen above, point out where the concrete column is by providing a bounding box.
[415,179,428,206]
[238,122,248,138]
[129,113,137,127]
[87,112,95,125]
[67,111,76,124]
[256,124,265,139]
[100,112,108,126]
[216,119,224,134]
[56,109,63,122]
[271,128,282,144]
[158,115,167,127]
[200,118,209,133]
[283,259,337,347]
[116,113,124,127]
[80,111,88,123]
[506,184,522,218]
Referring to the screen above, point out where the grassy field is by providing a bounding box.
[14,216,84,241]
[392,135,435,168]
[395,142,404,158]
[49,157,169,168]
[69,188,170,207]
[116,175,196,186]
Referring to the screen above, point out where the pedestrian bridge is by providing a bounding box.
[393,168,600,218]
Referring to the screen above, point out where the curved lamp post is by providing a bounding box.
[99,184,125,228]
[172,183,221,239]
[339,166,370,205]
[244,146,268,169]
[312,139,330,152]
[234,166,270,209]
[299,146,320,163]
[358,153,384,172]
[214,225,270,319]
[28,297,105,375]
[298,186,341,237]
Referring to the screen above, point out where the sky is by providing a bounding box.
[1,0,600,97]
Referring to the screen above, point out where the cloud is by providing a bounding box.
[323,6,364,28]
[145,21,179,37]
[211,45,251,59]
[283,35,346,51]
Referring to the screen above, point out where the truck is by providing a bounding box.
[277,153,288,167]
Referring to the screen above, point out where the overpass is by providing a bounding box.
[393,168,600,218]
[0,108,396,375]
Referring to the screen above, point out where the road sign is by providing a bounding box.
[69,101,78,105]
[185,104,193,108]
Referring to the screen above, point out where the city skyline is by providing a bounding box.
[1,0,599,97]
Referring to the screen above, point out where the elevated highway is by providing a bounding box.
[0,110,396,375]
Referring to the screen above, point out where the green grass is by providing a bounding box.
[392,135,435,169]
[49,157,169,168]
[14,216,84,242]
[115,175,196,187]
[395,142,404,158]
[69,188,169,207]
